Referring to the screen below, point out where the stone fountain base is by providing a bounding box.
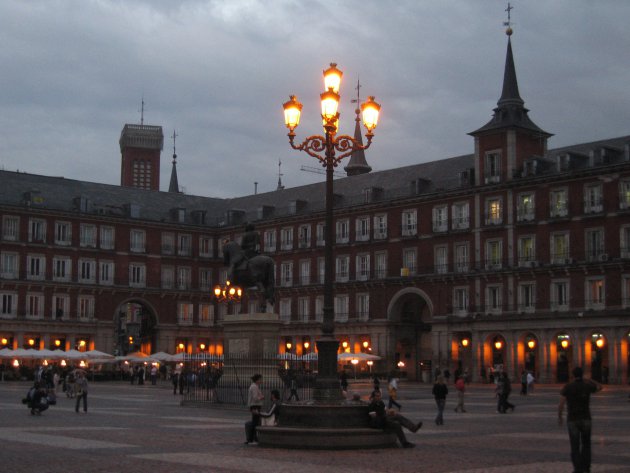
[256,403,397,449]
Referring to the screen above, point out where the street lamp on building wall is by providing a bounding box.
[283,63,380,400]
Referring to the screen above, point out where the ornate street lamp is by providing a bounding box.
[213,280,243,303]
[283,64,380,400]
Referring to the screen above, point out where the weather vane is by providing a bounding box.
[504,2,514,35]
[351,78,362,114]
[171,130,178,161]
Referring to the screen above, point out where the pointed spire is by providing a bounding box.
[470,24,551,138]
[276,159,284,190]
[168,130,180,193]
[344,79,372,176]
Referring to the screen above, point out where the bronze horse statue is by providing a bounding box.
[223,240,275,312]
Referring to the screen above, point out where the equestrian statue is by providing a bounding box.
[222,225,275,312]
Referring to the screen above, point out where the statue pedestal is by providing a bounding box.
[222,312,281,356]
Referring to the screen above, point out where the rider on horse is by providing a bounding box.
[226,224,261,283]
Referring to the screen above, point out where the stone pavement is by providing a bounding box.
[1,379,629,473]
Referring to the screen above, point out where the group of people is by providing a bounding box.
[24,369,88,415]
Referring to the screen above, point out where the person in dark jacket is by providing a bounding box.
[367,390,421,448]
[432,375,448,425]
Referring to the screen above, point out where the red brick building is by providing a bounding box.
[1,32,629,383]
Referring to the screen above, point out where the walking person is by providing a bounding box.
[372,374,381,393]
[245,374,264,444]
[74,371,88,413]
[171,371,179,395]
[454,375,466,413]
[387,376,402,410]
[520,370,528,396]
[558,367,602,473]
[432,375,448,425]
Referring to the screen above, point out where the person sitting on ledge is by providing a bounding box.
[367,390,422,448]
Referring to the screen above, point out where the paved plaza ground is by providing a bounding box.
[1,378,629,473]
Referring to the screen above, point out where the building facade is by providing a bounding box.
[1,33,629,384]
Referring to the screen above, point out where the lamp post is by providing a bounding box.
[283,63,380,401]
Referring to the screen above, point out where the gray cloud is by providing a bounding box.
[1,0,629,198]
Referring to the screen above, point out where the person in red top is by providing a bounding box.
[454,376,466,413]
[558,367,602,473]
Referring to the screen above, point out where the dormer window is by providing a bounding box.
[484,151,501,184]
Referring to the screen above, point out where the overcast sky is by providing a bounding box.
[1,0,629,198]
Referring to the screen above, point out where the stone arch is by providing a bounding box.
[114,298,159,355]
[386,288,434,381]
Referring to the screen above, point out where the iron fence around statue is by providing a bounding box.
[180,353,315,407]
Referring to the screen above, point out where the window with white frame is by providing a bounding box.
[315,296,324,322]
[281,262,293,287]
[334,295,349,322]
[374,214,387,239]
[356,217,370,241]
[432,205,448,232]
[2,215,19,241]
[54,221,72,245]
[517,193,535,221]
[199,236,213,257]
[453,287,469,314]
[79,224,96,248]
[584,183,603,213]
[161,232,175,254]
[336,219,349,244]
[356,254,370,281]
[435,246,448,274]
[129,229,145,252]
[29,218,46,243]
[375,251,387,279]
[178,234,192,256]
[161,266,174,289]
[1,252,19,279]
[26,293,44,319]
[177,302,194,325]
[78,259,96,283]
[585,228,605,262]
[518,236,536,266]
[402,248,417,274]
[550,188,568,218]
[485,198,502,225]
[52,257,71,282]
[1,292,17,318]
[299,260,310,285]
[281,227,294,250]
[177,267,191,290]
[129,263,146,288]
[298,297,309,322]
[621,226,630,258]
[357,293,369,321]
[99,261,114,285]
[485,240,502,269]
[454,243,469,273]
[336,255,349,282]
[485,285,502,313]
[452,202,470,229]
[619,180,630,209]
[518,283,536,312]
[77,295,95,320]
[26,254,45,280]
[199,303,213,326]
[199,269,212,291]
[100,225,115,250]
[551,233,570,263]
[585,277,605,309]
[551,280,569,311]
[298,224,311,248]
[622,276,630,308]
[264,229,277,252]
[484,151,501,183]
[401,209,417,236]
[52,294,69,320]
[279,298,292,323]
[316,222,325,246]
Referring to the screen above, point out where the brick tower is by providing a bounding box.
[119,124,164,191]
